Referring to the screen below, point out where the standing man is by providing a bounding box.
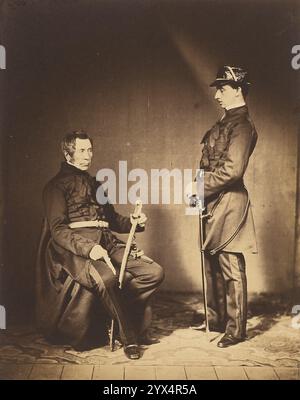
[36,131,164,359]
[191,66,258,348]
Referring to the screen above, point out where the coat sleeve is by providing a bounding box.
[43,183,98,258]
[203,122,253,199]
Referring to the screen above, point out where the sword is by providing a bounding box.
[197,198,210,334]
[100,254,118,352]
[118,200,143,289]
[89,252,117,352]
[110,199,143,351]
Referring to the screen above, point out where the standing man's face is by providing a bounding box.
[66,138,93,171]
[214,84,240,109]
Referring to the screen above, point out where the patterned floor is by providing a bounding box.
[0,293,300,369]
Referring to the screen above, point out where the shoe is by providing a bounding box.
[190,312,224,333]
[191,322,225,333]
[124,344,141,360]
[138,333,160,345]
[217,334,245,348]
[190,310,206,328]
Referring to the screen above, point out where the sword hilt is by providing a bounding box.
[132,199,142,220]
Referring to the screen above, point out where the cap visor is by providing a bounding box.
[209,79,232,87]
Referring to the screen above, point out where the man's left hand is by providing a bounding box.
[130,212,147,228]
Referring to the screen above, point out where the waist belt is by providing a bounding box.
[69,220,109,229]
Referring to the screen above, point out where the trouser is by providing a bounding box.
[78,246,164,346]
[109,246,164,335]
[204,251,247,339]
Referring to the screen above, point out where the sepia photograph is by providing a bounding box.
[0,0,299,386]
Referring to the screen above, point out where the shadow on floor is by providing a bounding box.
[152,291,293,340]
[1,292,300,368]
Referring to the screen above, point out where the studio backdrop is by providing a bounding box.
[0,0,299,319]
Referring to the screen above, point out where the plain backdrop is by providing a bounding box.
[0,0,299,318]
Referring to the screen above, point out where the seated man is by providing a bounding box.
[36,130,164,360]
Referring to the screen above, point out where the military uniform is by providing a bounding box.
[200,102,258,340]
[36,162,164,349]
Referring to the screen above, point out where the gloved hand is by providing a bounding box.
[189,194,199,208]
[130,212,147,228]
[89,244,108,261]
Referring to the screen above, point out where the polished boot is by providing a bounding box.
[217,333,245,348]
[190,311,225,333]
[138,331,160,345]
[124,344,141,360]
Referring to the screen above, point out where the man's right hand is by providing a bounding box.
[189,194,199,208]
[89,244,108,261]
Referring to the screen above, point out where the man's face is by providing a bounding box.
[214,84,238,109]
[68,138,93,171]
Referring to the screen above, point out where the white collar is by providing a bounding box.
[225,100,246,111]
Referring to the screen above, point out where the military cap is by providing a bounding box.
[210,65,250,87]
